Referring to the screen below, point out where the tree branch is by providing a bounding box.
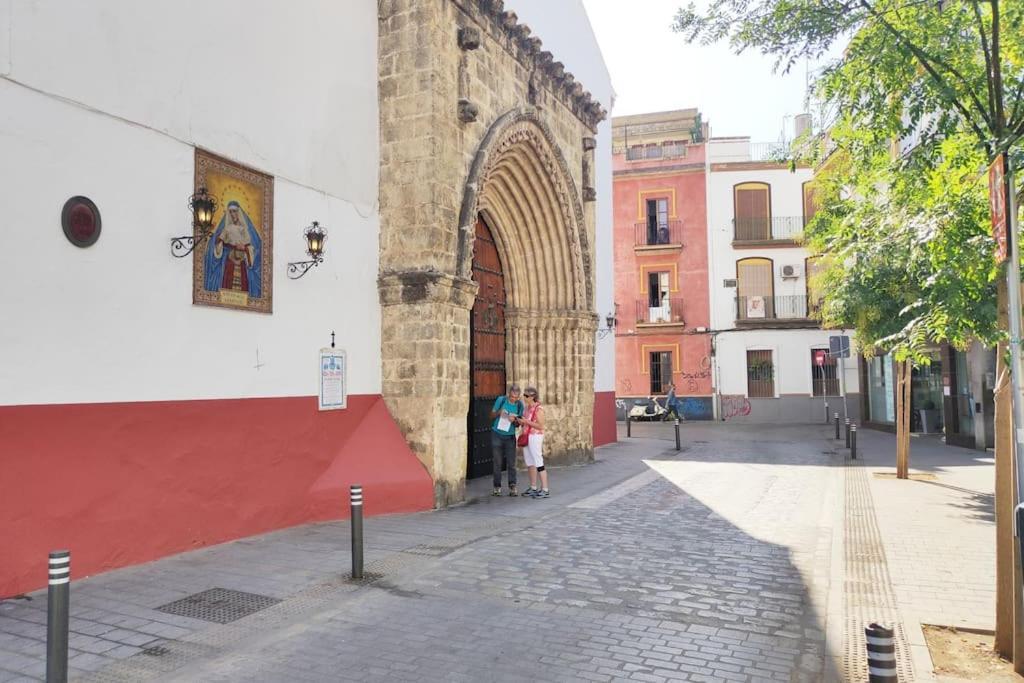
[1006,76,1024,132]
[858,0,994,146]
[991,0,1006,138]
[969,0,996,121]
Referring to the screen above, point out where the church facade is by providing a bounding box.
[0,0,614,597]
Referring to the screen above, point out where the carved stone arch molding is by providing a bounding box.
[456,107,593,312]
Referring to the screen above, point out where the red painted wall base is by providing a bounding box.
[0,395,433,598]
[593,391,618,447]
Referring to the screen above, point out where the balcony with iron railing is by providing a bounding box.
[635,298,685,328]
[735,294,821,327]
[732,216,804,245]
[634,220,683,250]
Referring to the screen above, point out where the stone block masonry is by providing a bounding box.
[378,0,607,506]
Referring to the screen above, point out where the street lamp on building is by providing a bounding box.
[170,187,217,258]
[288,221,328,279]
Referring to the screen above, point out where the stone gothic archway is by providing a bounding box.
[377,0,606,508]
[460,110,598,479]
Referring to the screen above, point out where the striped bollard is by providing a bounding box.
[851,425,858,460]
[834,412,840,440]
[674,419,681,451]
[350,485,364,579]
[865,622,897,681]
[824,401,829,423]
[845,418,851,448]
[46,550,70,683]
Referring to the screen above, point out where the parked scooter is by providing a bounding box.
[627,397,667,422]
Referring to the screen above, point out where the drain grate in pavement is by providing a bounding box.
[155,587,281,624]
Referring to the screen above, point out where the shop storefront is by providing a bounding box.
[859,344,994,450]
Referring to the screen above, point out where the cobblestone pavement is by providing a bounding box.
[0,422,997,682]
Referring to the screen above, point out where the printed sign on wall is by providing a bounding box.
[319,348,347,411]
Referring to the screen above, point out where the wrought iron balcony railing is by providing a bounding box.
[634,220,683,247]
[635,298,685,325]
[732,216,804,242]
[735,294,818,321]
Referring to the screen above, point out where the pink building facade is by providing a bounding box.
[612,110,713,419]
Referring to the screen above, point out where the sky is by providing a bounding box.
[581,0,821,142]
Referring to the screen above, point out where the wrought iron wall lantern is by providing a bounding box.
[287,221,327,279]
[171,187,217,257]
[597,311,618,339]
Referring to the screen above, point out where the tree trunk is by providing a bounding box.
[895,359,911,479]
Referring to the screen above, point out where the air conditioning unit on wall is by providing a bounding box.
[780,264,802,279]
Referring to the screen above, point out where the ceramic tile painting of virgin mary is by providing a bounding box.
[192,150,274,313]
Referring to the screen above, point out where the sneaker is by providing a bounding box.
[522,487,538,497]
[534,489,550,499]
[508,486,519,497]
[492,488,502,496]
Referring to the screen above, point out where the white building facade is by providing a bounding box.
[0,0,613,597]
[705,137,860,422]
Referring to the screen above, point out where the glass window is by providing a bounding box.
[866,355,895,424]
[646,199,670,245]
[650,351,672,394]
[747,350,775,398]
[646,271,671,323]
[954,350,974,436]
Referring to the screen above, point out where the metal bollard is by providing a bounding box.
[824,401,829,423]
[46,550,70,683]
[845,418,851,448]
[864,623,897,681]
[834,412,840,440]
[626,415,631,438]
[350,485,363,580]
[851,425,858,460]
[674,419,680,451]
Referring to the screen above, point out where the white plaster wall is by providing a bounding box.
[0,2,381,406]
[706,165,815,329]
[0,0,377,213]
[706,155,859,406]
[716,330,860,397]
[508,0,616,393]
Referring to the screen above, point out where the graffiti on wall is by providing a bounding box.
[679,397,713,420]
[680,355,712,393]
[721,395,751,421]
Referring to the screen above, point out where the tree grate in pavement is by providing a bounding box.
[155,587,281,624]
[842,460,915,681]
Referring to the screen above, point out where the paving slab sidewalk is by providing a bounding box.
[0,438,665,682]
[0,421,999,682]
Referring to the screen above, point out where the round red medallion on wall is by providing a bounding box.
[61,196,101,248]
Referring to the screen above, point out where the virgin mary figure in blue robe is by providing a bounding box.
[204,201,262,298]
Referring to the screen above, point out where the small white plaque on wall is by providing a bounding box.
[319,348,347,411]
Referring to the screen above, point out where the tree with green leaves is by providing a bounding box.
[674,0,1023,662]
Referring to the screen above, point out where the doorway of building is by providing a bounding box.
[467,217,507,479]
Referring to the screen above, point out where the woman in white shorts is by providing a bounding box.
[517,386,548,498]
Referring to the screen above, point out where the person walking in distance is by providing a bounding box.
[490,384,524,496]
[663,382,682,422]
[517,387,549,498]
